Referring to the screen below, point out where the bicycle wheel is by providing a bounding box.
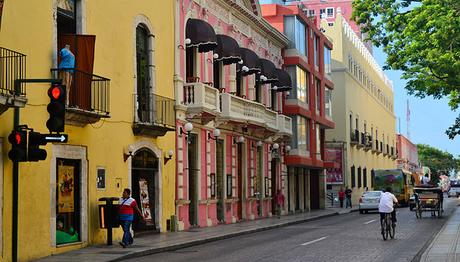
[389,218,395,239]
[381,219,388,241]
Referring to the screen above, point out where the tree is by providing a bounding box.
[351,0,460,138]
[417,144,458,184]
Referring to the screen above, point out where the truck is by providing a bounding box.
[373,169,420,206]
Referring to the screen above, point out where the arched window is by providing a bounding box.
[136,24,152,122]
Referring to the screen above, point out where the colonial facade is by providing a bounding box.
[0,0,176,260]
[322,12,396,205]
[174,0,292,230]
[261,2,334,212]
[396,134,420,174]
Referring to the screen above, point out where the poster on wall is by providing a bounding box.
[138,179,154,225]
[58,165,75,213]
[325,148,344,184]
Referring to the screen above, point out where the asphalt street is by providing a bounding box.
[126,198,459,262]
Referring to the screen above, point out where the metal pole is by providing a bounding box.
[12,82,20,262]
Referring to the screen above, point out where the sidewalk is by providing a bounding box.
[37,206,358,262]
[420,207,460,261]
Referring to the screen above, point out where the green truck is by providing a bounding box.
[373,169,417,206]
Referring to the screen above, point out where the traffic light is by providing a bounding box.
[46,83,66,133]
[28,131,47,161]
[8,130,27,162]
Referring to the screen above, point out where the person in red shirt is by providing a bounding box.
[118,188,144,248]
[338,187,345,208]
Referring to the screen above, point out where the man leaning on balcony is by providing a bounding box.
[59,44,75,106]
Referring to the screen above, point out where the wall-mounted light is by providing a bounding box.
[270,143,280,152]
[164,149,174,164]
[260,75,267,82]
[208,128,221,141]
[233,135,245,144]
[185,38,192,45]
[242,66,249,73]
[238,60,244,65]
[123,150,134,162]
[213,53,219,59]
[285,91,290,96]
[272,86,278,91]
[283,145,291,155]
[252,140,264,148]
[179,122,194,142]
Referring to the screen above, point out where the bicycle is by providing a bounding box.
[380,212,395,240]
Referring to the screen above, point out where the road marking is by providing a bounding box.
[364,219,376,225]
[300,236,328,246]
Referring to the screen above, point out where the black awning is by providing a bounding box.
[259,59,278,84]
[273,69,292,92]
[239,48,261,75]
[215,35,241,65]
[186,19,217,53]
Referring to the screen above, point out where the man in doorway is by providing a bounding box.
[58,44,75,106]
[118,188,144,248]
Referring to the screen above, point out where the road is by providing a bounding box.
[126,198,458,262]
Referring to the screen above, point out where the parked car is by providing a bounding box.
[448,184,460,197]
[359,191,382,214]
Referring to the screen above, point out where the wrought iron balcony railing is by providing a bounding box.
[134,94,176,130]
[51,68,110,115]
[1,47,26,96]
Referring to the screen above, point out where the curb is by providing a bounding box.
[411,207,457,262]
[111,211,342,261]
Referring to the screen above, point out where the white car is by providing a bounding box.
[448,185,460,197]
[359,191,382,214]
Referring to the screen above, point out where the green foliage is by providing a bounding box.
[417,144,458,183]
[352,0,460,138]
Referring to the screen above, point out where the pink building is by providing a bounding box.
[174,0,293,230]
[396,134,420,173]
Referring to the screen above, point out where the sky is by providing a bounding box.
[373,48,460,157]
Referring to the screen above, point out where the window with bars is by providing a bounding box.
[357,167,362,188]
[351,165,356,188]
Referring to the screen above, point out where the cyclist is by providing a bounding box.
[379,187,398,233]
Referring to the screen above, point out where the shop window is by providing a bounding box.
[56,159,81,245]
[297,116,308,152]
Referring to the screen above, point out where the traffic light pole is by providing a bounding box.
[12,79,61,262]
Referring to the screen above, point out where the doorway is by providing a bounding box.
[188,133,199,226]
[310,171,320,209]
[271,159,277,214]
[56,158,81,245]
[237,143,243,220]
[216,139,225,223]
[131,149,158,232]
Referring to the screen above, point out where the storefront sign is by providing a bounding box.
[325,147,344,184]
[138,179,153,225]
[58,165,74,213]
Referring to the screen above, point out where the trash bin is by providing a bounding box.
[99,197,119,245]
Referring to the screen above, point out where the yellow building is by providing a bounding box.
[323,12,396,205]
[0,0,175,260]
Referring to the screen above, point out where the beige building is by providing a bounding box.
[323,12,396,205]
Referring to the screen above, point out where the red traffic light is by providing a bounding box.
[14,133,21,145]
[48,84,65,100]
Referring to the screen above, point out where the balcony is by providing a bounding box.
[175,82,220,124]
[132,93,175,137]
[0,47,27,114]
[357,132,365,148]
[364,134,372,151]
[350,129,359,145]
[275,114,293,139]
[51,68,110,126]
[220,92,278,132]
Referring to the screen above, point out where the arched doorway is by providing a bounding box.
[131,148,158,232]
